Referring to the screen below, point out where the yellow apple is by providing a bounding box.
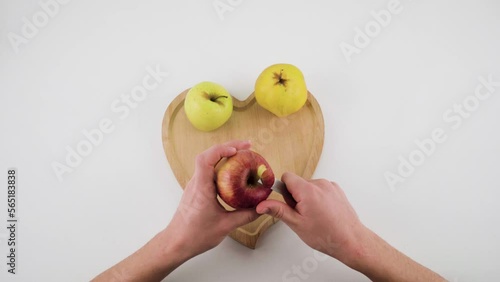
[184,81,233,131]
[254,64,307,117]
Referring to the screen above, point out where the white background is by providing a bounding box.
[1,0,499,281]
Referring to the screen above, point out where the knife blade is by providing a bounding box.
[271,179,297,208]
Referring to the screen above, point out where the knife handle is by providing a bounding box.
[272,179,297,208]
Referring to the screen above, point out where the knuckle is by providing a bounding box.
[220,221,234,234]
[311,178,330,188]
[318,178,330,187]
[212,144,224,152]
[330,181,339,188]
[247,213,257,223]
[328,181,343,193]
[195,154,205,165]
[273,207,285,219]
[306,183,316,191]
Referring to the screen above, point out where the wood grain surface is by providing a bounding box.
[162,89,324,249]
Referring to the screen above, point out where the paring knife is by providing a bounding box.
[271,179,297,208]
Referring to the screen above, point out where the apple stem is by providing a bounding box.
[210,95,228,102]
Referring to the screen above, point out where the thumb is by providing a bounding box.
[256,200,298,227]
[224,209,260,230]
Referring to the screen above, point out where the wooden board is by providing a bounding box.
[162,89,324,249]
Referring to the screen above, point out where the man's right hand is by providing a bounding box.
[256,172,445,282]
[256,172,366,264]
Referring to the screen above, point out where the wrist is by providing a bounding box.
[338,224,378,270]
[341,225,397,280]
[142,226,193,277]
[339,226,446,281]
[157,226,193,265]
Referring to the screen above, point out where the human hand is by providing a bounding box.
[96,154,444,282]
[164,140,260,260]
[256,173,446,281]
[95,161,444,282]
[92,141,260,281]
[256,172,367,265]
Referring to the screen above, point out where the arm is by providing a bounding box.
[93,140,259,282]
[91,229,188,281]
[256,173,445,282]
[348,227,443,282]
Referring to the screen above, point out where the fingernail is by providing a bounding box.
[260,208,269,214]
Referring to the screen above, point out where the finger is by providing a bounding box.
[256,200,299,227]
[309,178,332,189]
[283,194,297,209]
[281,172,310,201]
[194,140,252,181]
[222,140,251,151]
[222,209,260,231]
[196,140,251,171]
[195,145,237,174]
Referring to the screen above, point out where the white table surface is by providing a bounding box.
[1,0,499,281]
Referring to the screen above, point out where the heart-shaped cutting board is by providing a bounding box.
[162,89,324,249]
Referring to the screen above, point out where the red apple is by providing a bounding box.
[216,150,275,209]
